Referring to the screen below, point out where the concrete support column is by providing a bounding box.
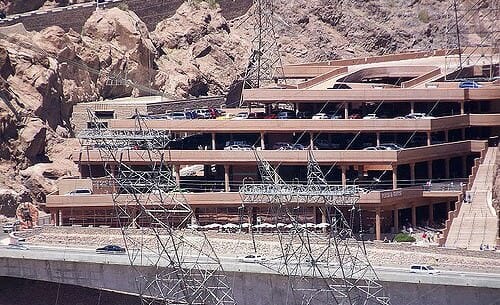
[375,208,381,241]
[427,161,433,180]
[110,164,117,193]
[410,101,415,113]
[260,132,265,150]
[341,165,347,186]
[444,130,449,143]
[224,164,230,192]
[58,210,63,226]
[51,212,57,225]
[392,164,398,189]
[411,205,417,228]
[376,132,381,146]
[410,163,416,185]
[393,208,399,232]
[173,165,180,187]
[444,158,450,179]
[429,204,434,226]
[461,128,466,140]
[320,207,327,224]
[426,131,432,146]
[310,132,314,149]
[460,101,465,114]
[462,156,467,177]
[344,103,349,119]
[211,133,216,150]
[294,102,299,114]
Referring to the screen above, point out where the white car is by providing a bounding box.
[405,113,434,119]
[312,113,329,120]
[409,264,440,275]
[239,254,266,263]
[231,112,249,120]
[224,144,253,151]
[166,112,187,120]
[362,113,378,119]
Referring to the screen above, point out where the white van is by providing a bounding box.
[409,264,440,274]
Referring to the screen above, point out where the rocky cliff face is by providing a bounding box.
[0,0,488,213]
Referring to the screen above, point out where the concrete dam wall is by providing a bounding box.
[0,256,499,305]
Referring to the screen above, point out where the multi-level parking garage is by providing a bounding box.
[46,50,499,243]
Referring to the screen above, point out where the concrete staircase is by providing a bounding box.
[446,147,498,250]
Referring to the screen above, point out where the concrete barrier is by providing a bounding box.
[0,254,499,305]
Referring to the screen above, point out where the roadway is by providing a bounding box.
[1,243,499,289]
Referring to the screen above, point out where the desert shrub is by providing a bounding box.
[394,233,416,242]
[418,10,430,23]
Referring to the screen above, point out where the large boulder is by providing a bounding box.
[80,7,157,98]
[17,118,47,163]
[152,2,247,97]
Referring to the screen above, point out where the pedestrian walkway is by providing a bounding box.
[446,147,498,250]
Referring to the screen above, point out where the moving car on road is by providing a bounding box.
[96,245,126,254]
[239,254,266,263]
[409,264,440,275]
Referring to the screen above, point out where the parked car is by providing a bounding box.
[314,139,340,150]
[194,109,211,119]
[362,113,378,119]
[458,80,481,89]
[363,146,385,150]
[232,112,249,120]
[239,254,266,263]
[277,111,296,119]
[272,142,293,150]
[166,112,187,120]
[297,111,313,119]
[216,113,235,120]
[66,189,92,196]
[264,113,278,119]
[2,222,19,233]
[409,264,440,275]
[224,144,253,151]
[327,113,343,119]
[247,112,266,119]
[348,113,361,119]
[405,112,434,119]
[184,111,196,119]
[291,144,306,150]
[312,113,329,120]
[379,143,403,150]
[96,245,126,254]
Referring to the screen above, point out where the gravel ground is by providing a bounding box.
[20,226,500,273]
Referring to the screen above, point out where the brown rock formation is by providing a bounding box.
[80,7,158,98]
[152,2,248,97]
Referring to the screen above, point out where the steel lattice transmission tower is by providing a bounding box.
[243,0,284,90]
[78,111,236,305]
[239,150,391,305]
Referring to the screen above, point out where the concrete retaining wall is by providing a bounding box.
[1,256,498,305]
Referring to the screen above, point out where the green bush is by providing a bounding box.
[393,233,416,242]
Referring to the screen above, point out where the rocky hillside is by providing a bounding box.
[0,0,489,213]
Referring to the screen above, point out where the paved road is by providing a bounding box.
[1,243,500,289]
